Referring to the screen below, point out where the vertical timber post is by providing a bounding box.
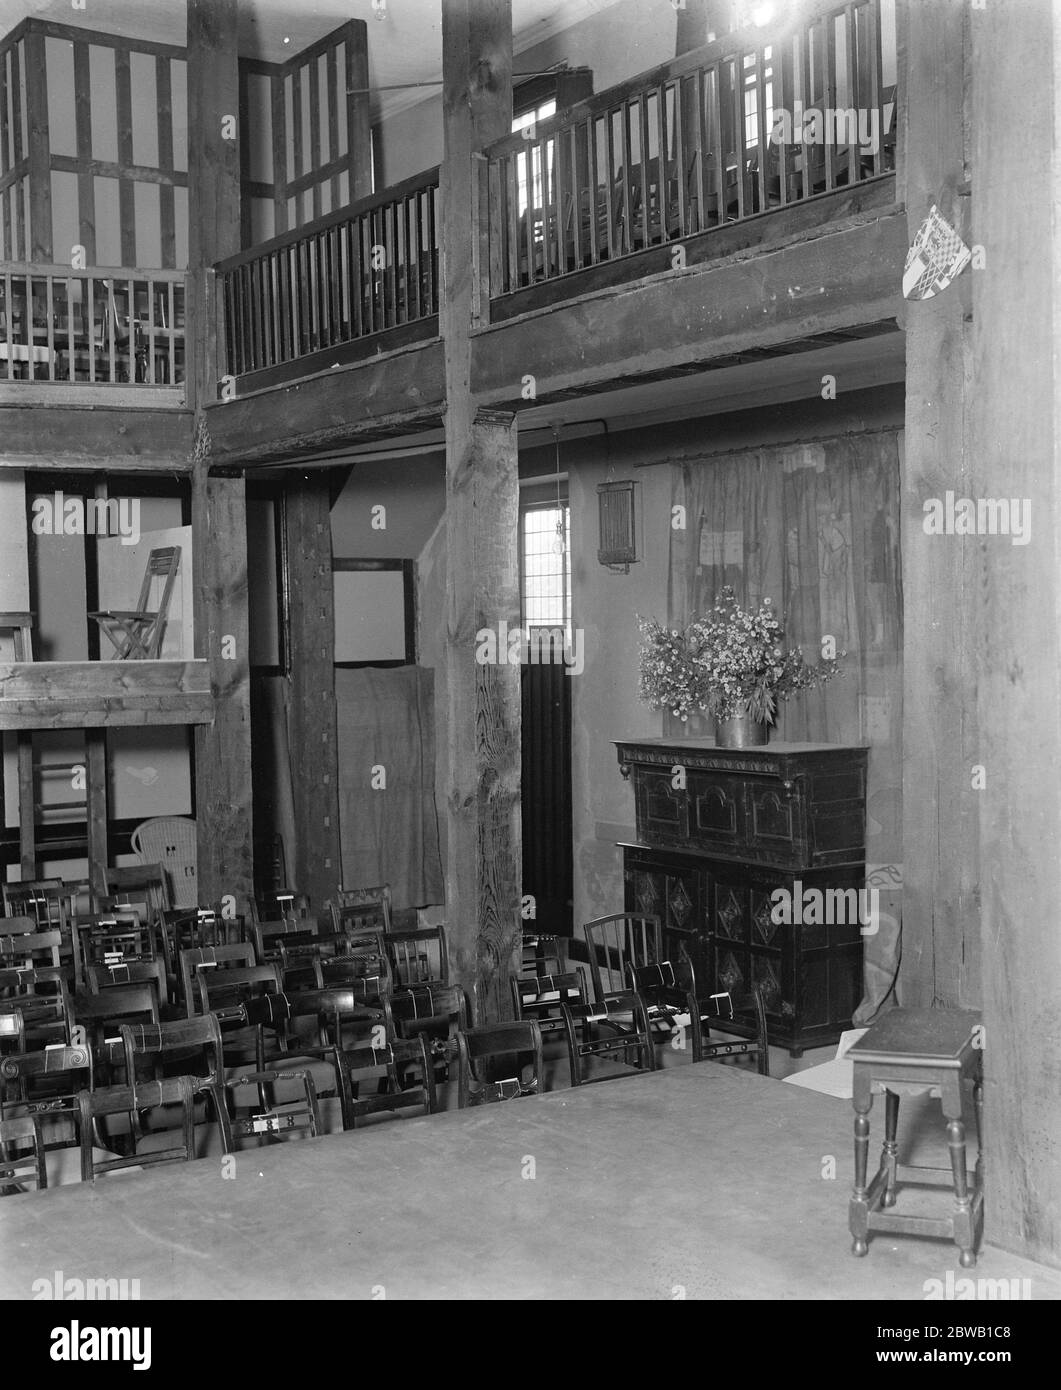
[971,0,1061,1267]
[441,0,521,1022]
[188,0,253,912]
[899,0,979,1009]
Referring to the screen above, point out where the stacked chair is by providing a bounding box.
[0,867,770,1195]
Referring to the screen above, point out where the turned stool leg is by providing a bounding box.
[947,1116,976,1268]
[973,1076,984,1192]
[881,1089,900,1207]
[849,1094,873,1256]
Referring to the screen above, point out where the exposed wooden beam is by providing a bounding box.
[471,209,907,407]
[0,660,213,728]
[23,26,51,261]
[442,0,520,1023]
[284,481,341,911]
[191,465,253,912]
[971,0,1061,1267]
[0,405,192,463]
[899,0,978,1012]
[202,340,446,466]
[346,22,372,202]
[187,0,241,414]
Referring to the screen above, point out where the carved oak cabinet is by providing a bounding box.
[615,739,869,1057]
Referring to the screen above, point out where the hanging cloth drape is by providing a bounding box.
[334,665,445,910]
[667,430,903,1024]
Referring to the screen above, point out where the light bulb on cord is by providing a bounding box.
[372,0,387,19]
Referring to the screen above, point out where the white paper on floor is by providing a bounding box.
[780,1028,868,1100]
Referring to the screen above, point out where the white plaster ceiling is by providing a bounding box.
[0,0,628,120]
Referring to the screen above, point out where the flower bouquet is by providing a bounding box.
[638,587,843,743]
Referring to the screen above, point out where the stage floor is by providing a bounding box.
[1,1063,1057,1300]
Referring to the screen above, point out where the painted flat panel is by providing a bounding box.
[334,570,406,663]
[130,51,160,168]
[89,45,118,164]
[93,175,121,266]
[170,59,188,172]
[134,181,162,269]
[45,38,76,159]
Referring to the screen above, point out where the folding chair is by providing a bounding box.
[89,546,182,660]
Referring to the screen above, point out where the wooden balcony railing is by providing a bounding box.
[0,266,186,386]
[215,167,440,392]
[484,0,896,299]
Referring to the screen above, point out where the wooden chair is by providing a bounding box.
[79,1074,196,1181]
[0,967,70,1048]
[314,951,392,1008]
[251,890,311,927]
[73,912,156,992]
[332,883,392,935]
[337,1032,436,1129]
[69,982,160,1086]
[85,959,171,1015]
[457,1021,544,1107]
[99,865,172,974]
[197,963,284,1069]
[2,878,67,934]
[250,916,316,965]
[520,931,566,978]
[0,1009,24,1057]
[0,1114,48,1193]
[0,1041,93,1135]
[582,914,663,1000]
[0,918,62,971]
[560,989,657,1087]
[89,545,182,660]
[236,985,391,1126]
[119,1013,231,1153]
[386,926,450,989]
[224,1068,322,1147]
[178,943,256,1017]
[511,968,589,1044]
[688,982,770,1074]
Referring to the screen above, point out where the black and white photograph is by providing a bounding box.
[0,0,1057,1343]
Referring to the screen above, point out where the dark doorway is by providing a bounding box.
[519,488,573,937]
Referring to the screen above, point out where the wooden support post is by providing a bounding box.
[346,21,373,202]
[187,0,241,413]
[441,1,521,1022]
[86,731,108,897]
[187,1,251,913]
[971,0,1061,1267]
[17,734,34,880]
[23,26,51,262]
[284,480,341,913]
[898,0,978,1010]
[191,467,253,913]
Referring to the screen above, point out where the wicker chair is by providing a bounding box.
[131,816,197,909]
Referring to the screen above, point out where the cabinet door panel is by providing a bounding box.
[688,772,745,852]
[746,780,806,858]
[634,771,689,845]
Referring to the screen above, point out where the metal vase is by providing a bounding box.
[714,709,770,748]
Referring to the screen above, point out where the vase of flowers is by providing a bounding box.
[637,587,843,747]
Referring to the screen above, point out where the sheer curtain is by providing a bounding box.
[667,430,902,1023]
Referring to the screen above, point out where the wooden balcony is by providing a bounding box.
[0,265,186,392]
[482,0,896,319]
[0,660,213,730]
[215,167,440,397]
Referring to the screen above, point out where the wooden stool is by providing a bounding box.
[848,1007,983,1266]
